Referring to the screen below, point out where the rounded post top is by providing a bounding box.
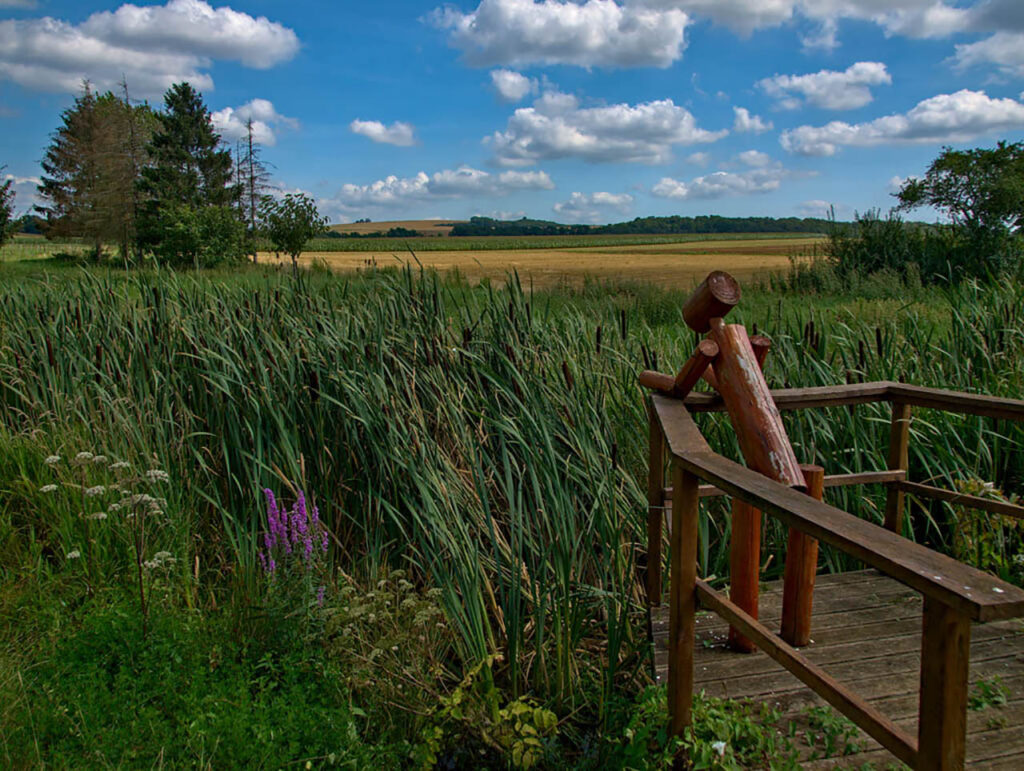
[683,271,742,333]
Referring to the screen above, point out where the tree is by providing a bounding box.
[138,82,241,267]
[259,193,328,276]
[37,82,156,260]
[895,142,1024,276]
[1,169,15,249]
[237,118,272,263]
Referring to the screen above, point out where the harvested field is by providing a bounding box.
[329,218,462,236]
[262,236,823,287]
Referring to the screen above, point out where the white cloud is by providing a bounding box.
[0,1,298,97]
[736,149,773,167]
[652,165,789,200]
[2,172,42,213]
[953,32,1024,78]
[800,19,838,53]
[686,151,712,166]
[430,0,690,69]
[349,119,417,147]
[780,89,1024,156]
[635,0,794,37]
[490,69,537,102]
[552,191,634,223]
[797,199,835,217]
[733,106,773,133]
[211,98,298,146]
[758,62,892,111]
[477,209,528,220]
[632,1,969,45]
[488,90,726,166]
[331,165,554,209]
[0,0,37,7]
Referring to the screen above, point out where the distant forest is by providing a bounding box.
[449,215,838,237]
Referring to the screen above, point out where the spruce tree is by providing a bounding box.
[139,82,242,267]
[37,82,155,260]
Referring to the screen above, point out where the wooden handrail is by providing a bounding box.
[651,395,1024,622]
[681,380,1024,421]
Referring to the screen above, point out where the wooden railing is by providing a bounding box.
[647,381,1024,770]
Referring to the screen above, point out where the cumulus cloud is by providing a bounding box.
[330,166,554,210]
[686,151,712,166]
[953,32,1024,78]
[800,18,838,53]
[2,172,42,212]
[797,199,836,217]
[652,164,789,200]
[211,98,298,146]
[552,191,634,223]
[490,69,537,102]
[631,0,969,46]
[349,119,417,147]
[759,62,892,111]
[0,0,37,7]
[487,90,726,166]
[0,1,298,97]
[733,106,773,133]
[430,0,690,68]
[780,89,1024,156]
[736,149,773,167]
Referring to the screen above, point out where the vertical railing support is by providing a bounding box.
[918,597,971,770]
[884,402,912,533]
[668,460,699,736]
[727,498,761,652]
[780,464,825,647]
[647,402,665,606]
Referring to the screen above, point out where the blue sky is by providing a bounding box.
[2,0,1024,225]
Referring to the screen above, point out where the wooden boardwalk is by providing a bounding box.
[650,570,1024,768]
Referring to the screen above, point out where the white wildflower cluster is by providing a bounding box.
[66,550,81,560]
[84,511,108,521]
[92,455,108,465]
[85,485,106,497]
[145,469,170,483]
[39,484,58,494]
[110,461,130,471]
[143,551,176,570]
[72,452,94,465]
[44,455,61,466]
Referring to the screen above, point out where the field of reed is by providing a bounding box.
[1,260,1022,767]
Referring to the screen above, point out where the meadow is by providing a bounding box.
[1,253,1022,768]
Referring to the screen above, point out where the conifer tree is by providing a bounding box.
[138,82,242,267]
[1,169,15,249]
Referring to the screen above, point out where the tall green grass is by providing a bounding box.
[1,263,1022,715]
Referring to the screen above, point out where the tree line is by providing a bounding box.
[449,214,838,237]
[6,81,325,271]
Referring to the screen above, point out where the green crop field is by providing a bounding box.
[0,257,1021,768]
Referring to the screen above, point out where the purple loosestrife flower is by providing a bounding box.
[258,488,329,578]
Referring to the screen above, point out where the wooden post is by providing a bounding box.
[727,498,761,652]
[918,596,971,770]
[780,464,824,647]
[668,461,699,736]
[647,403,665,606]
[682,271,741,333]
[708,319,805,490]
[884,402,912,533]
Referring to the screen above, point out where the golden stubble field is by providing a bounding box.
[262,236,823,289]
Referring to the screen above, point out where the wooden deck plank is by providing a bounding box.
[649,569,1024,767]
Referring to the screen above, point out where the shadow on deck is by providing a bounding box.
[650,570,1024,768]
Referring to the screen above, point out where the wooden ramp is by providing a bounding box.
[650,570,1024,768]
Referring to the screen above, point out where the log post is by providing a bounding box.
[727,498,761,652]
[682,271,741,332]
[647,402,665,606]
[708,318,805,489]
[668,461,699,736]
[884,402,912,533]
[918,597,971,770]
[780,464,824,647]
